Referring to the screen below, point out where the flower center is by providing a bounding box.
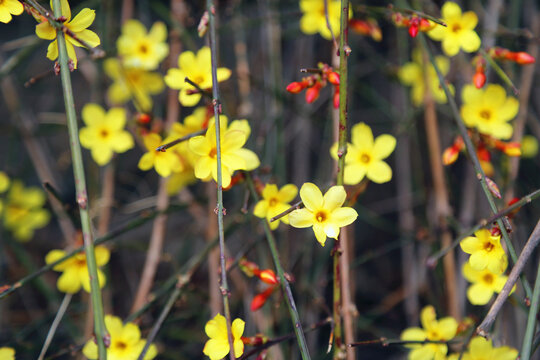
[427,329,441,340]
[269,198,278,207]
[315,211,327,223]
[113,340,128,351]
[480,110,492,121]
[139,43,149,54]
[209,147,217,159]
[360,153,371,164]
[451,23,462,33]
[483,273,494,284]
[483,241,494,252]
[99,128,110,139]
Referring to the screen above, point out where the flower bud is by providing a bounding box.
[442,145,460,165]
[258,269,278,285]
[250,287,275,311]
[327,71,340,85]
[513,52,536,65]
[305,82,322,103]
[333,87,340,109]
[473,70,486,89]
[286,81,305,94]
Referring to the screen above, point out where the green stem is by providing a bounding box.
[51,2,107,355]
[246,174,311,360]
[420,34,532,299]
[206,0,235,358]
[520,261,540,360]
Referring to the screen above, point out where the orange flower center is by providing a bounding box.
[483,241,494,252]
[209,147,217,158]
[360,153,371,164]
[269,198,278,207]
[139,44,149,54]
[451,23,462,33]
[315,211,327,223]
[113,340,128,351]
[480,110,492,121]
[483,273,494,284]
[100,128,110,139]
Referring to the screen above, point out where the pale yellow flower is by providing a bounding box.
[117,20,169,70]
[254,183,298,230]
[203,313,244,360]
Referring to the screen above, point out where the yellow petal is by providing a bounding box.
[467,283,493,305]
[323,186,346,211]
[91,146,113,165]
[441,1,462,19]
[366,161,392,183]
[312,223,327,246]
[373,134,396,159]
[149,21,167,42]
[351,122,374,148]
[330,207,358,228]
[46,40,59,61]
[70,29,100,48]
[94,246,110,267]
[68,8,96,32]
[82,340,98,359]
[343,163,367,185]
[288,208,314,228]
[36,22,57,40]
[57,267,81,293]
[299,182,323,211]
[82,103,105,126]
[460,30,481,53]
[138,152,155,171]
[203,339,229,360]
[278,184,298,202]
[231,318,245,339]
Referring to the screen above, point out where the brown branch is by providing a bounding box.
[270,201,303,222]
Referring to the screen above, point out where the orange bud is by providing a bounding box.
[502,142,522,157]
[305,82,322,103]
[513,52,536,65]
[408,22,419,38]
[391,12,406,27]
[473,70,486,89]
[250,287,275,311]
[442,145,460,165]
[333,86,340,109]
[286,81,305,94]
[327,71,340,85]
[507,197,522,219]
[349,19,371,35]
[258,269,278,285]
[418,18,434,32]
[239,258,259,277]
[137,113,152,124]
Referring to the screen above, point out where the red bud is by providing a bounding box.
[490,226,501,237]
[408,24,419,38]
[305,82,322,103]
[473,70,486,89]
[513,52,535,65]
[442,145,460,165]
[250,287,275,311]
[286,81,305,94]
[258,269,278,285]
[327,71,340,85]
[333,87,340,109]
[349,19,370,35]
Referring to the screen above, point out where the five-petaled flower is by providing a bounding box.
[0,347,15,360]
[79,104,134,166]
[460,84,519,140]
[299,0,350,40]
[104,58,165,112]
[460,229,507,275]
[45,245,110,293]
[462,261,512,306]
[138,133,183,177]
[0,0,23,23]
[331,122,396,185]
[289,183,358,246]
[188,116,260,187]
[398,48,454,106]
[82,315,158,360]
[427,1,481,57]
[400,305,458,360]
[3,180,50,241]
[447,337,518,360]
[203,313,245,360]
[254,183,298,230]
[117,19,169,70]
[35,0,100,69]
[165,46,231,107]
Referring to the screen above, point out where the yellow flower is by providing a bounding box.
[203,313,244,360]
[138,133,183,178]
[0,347,15,360]
[398,48,454,106]
[400,305,458,360]
[462,261,512,306]
[3,181,50,241]
[35,0,100,69]
[460,229,507,274]
[188,116,260,187]
[117,20,169,70]
[289,183,358,246]
[254,183,298,230]
[83,315,158,360]
[427,2,481,56]
[104,58,165,112]
[0,171,10,214]
[45,245,109,293]
[331,122,396,185]
[299,0,343,40]
[0,0,23,23]
[458,337,518,360]
[79,104,134,166]
[164,46,231,107]
[521,135,539,158]
[460,84,519,140]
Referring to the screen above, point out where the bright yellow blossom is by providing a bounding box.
[400,305,458,360]
[254,183,298,230]
[460,229,507,274]
[188,116,260,187]
[138,133,183,178]
[45,245,109,293]
[164,47,231,107]
[203,313,245,360]
[79,104,134,166]
[299,0,344,40]
[3,181,50,241]
[450,337,518,360]
[331,122,396,185]
[521,135,539,158]
[35,0,100,69]
[0,0,23,23]
[0,347,15,360]
[398,48,454,106]
[104,58,164,112]
[289,183,358,246]
[462,261,512,306]
[83,315,157,360]
[0,171,9,215]
[428,2,481,56]
[460,84,519,140]
[117,20,169,70]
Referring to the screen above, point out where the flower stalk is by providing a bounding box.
[50,0,108,357]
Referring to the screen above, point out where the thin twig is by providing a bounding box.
[246,174,311,360]
[52,0,108,356]
[477,219,540,336]
[270,201,303,222]
[323,0,338,50]
[155,129,205,152]
[520,253,540,360]
[37,294,72,360]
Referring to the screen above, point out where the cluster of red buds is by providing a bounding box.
[391,12,435,38]
[443,132,521,177]
[239,258,284,311]
[286,63,340,108]
[349,18,382,41]
[489,47,536,65]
